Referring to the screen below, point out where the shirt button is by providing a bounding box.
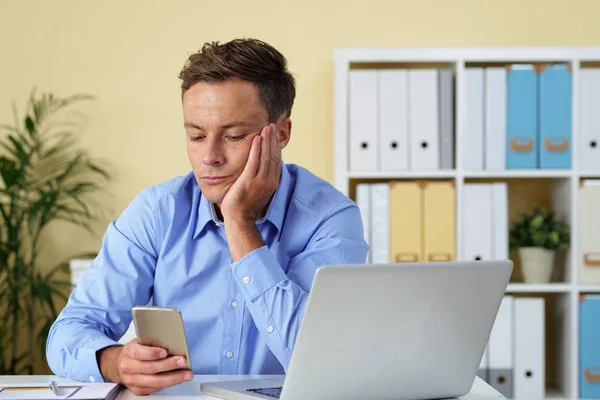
[226,351,234,358]
[243,276,251,284]
[231,301,239,308]
[89,376,95,382]
[267,326,274,333]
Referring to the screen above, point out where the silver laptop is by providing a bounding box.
[201,260,513,400]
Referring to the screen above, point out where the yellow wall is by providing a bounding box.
[2,0,600,264]
[1,0,600,370]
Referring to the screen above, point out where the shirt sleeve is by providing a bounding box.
[230,200,368,371]
[45,187,159,383]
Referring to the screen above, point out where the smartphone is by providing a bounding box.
[131,306,192,370]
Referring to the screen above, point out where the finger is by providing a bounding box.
[125,342,167,361]
[240,134,261,180]
[128,386,158,396]
[126,369,192,390]
[122,355,187,375]
[257,124,271,177]
[268,123,281,179]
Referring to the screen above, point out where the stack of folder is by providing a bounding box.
[347,63,600,173]
[355,181,509,266]
[356,180,456,264]
[479,296,546,400]
[466,64,572,171]
[349,68,455,171]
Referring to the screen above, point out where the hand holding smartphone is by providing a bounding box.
[96,306,193,396]
[132,306,193,370]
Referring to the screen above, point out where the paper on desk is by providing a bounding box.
[68,383,121,400]
[0,382,121,400]
[0,386,78,399]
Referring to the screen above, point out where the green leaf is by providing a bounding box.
[87,161,110,179]
[509,205,570,250]
[0,90,111,370]
[0,157,19,188]
[24,116,36,137]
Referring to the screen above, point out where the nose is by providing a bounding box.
[202,137,225,166]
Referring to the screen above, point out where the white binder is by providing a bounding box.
[465,68,485,171]
[409,69,439,170]
[439,68,455,169]
[485,67,507,171]
[379,69,409,171]
[370,183,389,263]
[579,68,600,171]
[514,297,545,400]
[579,180,600,283]
[492,183,508,260]
[488,296,514,398]
[463,184,493,261]
[355,183,371,263]
[349,70,378,171]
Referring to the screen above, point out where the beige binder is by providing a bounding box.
[390,181,423,262]
[423,181,456,262]
[579,181,600,283]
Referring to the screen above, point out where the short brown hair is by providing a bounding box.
[178,38,296,121]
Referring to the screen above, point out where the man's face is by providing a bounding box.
[182,79,273,205]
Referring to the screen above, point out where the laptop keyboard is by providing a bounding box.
[246,387,283,398]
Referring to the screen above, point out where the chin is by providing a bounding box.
[198,184,225,204]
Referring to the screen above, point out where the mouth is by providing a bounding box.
[202,176,229,185]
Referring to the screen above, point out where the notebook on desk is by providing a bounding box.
[201,260,513,400]
[0,377,121,400]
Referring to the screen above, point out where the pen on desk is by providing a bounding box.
[50,380,59,395]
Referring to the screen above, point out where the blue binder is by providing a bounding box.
[506,65,538,169]
[580,295,600,398]
[539,64,572,169]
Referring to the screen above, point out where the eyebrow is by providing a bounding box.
[183,121,253,130]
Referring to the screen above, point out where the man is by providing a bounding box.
[46,38,368,396]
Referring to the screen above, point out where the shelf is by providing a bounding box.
[334,46,600,64]
[347,170,573,179]
[335,47,600,400]
[545,388,569,400]
[578,285,600,293]
[347,170,456,179]
[464,170,572,179]
[578,172,600,179]
[506,283,572,293]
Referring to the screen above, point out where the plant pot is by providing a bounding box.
[519,247,556,283]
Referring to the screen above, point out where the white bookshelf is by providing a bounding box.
[333,46,600,400]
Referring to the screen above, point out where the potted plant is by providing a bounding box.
[509,206,570,283]
[0,90,111,374]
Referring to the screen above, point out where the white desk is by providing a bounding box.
[115,375,505,399]
[0,375,505,399]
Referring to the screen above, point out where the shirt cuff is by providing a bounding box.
[231,245,287,301]
[69,335,120,383]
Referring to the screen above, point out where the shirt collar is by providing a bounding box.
[193,162,292,239]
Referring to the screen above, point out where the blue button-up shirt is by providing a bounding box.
[46,162,368,382]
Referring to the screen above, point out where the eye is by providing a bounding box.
[228,135,246,142]
[191,135,205,142]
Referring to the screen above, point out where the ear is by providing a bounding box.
[276,117,292,150]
